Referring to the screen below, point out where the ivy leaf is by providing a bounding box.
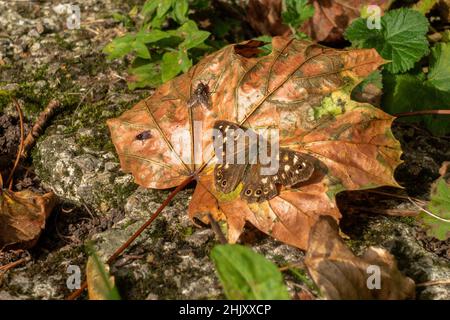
[141,0,159,17]
[161,51,181,82]
[427,42,450,92]
[178,49,192,73]
[103,34,135,60]
[345,8,429,73]
[210,244,290,300]
[418,162,450,240]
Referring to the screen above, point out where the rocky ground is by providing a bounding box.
[0,0,449,300]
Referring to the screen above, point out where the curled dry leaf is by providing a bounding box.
[107,37,402,249]
[247,0,391,43]
[0,188,56,249]
[305,216,415,300]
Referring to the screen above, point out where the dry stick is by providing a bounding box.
[0,257,28,272]
[417,279,450,287]
[5,99,25,189]
[394,109,450,117]
[21,99,61,158]
[66,175,195,300]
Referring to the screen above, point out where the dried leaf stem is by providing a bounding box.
[394,109,450,117]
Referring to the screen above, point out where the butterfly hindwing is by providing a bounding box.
[276,149,315,186]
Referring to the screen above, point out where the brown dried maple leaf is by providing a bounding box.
[107,37,402,249]
[305,216,415,300]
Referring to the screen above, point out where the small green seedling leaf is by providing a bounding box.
[345,8,429,73]
[157,0,173,18]
[418,163,450,241]
[282,0,314,29]
[210,244,290,300]
[174,0,189,24]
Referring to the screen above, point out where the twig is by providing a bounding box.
[66,175,195,300]
[6,98,25,189]
[0,257,28,272]
[21,99,61,159]
[417,279,450,287]
[394,110,450,117]
[207,213,227,244]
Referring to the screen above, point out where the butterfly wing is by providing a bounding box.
[276,149,315,186]
[240,163,279,203]
[213,120,248,194]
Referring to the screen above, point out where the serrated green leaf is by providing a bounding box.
[161,51,181,82]
[427,43,450,92]
[174,0,189,24]
[345,8,429,73]
[382,71,450,135]
[156,0,173,18]
[210,244,290,300]
[418,169,450,240]
[103,34,135,60]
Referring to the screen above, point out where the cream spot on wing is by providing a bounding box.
[273,176,278,181]
[284,165,290,171]
[295,170,299,174]
[283,155,289,161]
[261,177,268,184]
[293,156,298,164]
[224,164,229,169]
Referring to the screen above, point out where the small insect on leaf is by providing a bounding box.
[187,81,211,109]
[135,130,152,142]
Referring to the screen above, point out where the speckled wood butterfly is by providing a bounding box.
[213,120,317,203]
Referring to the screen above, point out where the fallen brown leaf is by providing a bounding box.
[0,188,56,249]
[304,216,415,300]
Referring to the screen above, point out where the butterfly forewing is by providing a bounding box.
[276,149,315,186]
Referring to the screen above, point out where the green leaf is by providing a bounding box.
[177,21,210,50]
[161,51,182,82]
[141,0,159,17]
[174,0,189,24]
[133,42,151,59]
[418,167,450,240]
[156,0,173,18]
[282,0,314,29]
[128,63,161,89]
[103,34,135,60]
[210,244,290,300]
[178,49,192,73]
[86,249,121,300]
[413,0,438,14]
[345,8,429,73]
[136,29,171,44]
[382,71,450,135]
[427,43,450,92]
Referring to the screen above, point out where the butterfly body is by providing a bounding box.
[135,130,152,143]
[213,120,316,203]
